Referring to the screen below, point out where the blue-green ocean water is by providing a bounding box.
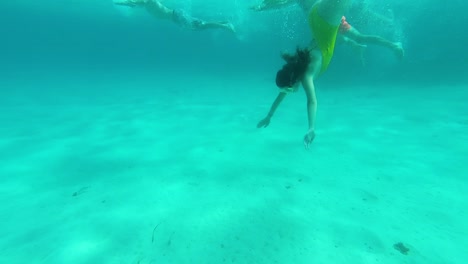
[0,1,467,264]
[1,0,466,85]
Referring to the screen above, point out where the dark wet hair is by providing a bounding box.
[275,48,311,88]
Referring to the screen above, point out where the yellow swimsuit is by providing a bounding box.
[308,5,339,73]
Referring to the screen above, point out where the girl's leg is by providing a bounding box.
[348,28,404,58]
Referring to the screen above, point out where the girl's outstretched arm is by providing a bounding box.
[257,92,287,128]
[302,73,317,148]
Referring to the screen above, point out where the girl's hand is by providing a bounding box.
[257,117,271,128]
[303,130,315,149]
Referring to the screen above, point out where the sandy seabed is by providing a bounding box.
[0,73,466,264]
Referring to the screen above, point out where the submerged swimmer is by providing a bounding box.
[257,0,351,148]
[114,0,235,33]
[252,0,404,59]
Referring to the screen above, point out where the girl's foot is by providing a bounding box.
[225,23,236,33]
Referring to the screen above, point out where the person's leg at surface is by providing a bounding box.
[191,20,236,33]
[114,0,173,20]
[250,0,296,11]
[171,8,235,33]
[114,0,147,7]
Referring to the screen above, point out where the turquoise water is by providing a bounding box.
[0,1,467,263]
